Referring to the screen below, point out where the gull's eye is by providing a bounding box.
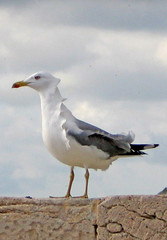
[35,75,41,80]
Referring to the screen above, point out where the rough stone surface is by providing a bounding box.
[0,196,166,240]
[158,187,167,195]
[97,195,167,240]
[0,197,101,240]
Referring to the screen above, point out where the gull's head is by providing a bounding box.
[12,72,60,92]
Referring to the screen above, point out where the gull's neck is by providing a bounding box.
[39,87,64,111]
[39,86,73,124]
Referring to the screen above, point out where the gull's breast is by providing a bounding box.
[42,117,69,160]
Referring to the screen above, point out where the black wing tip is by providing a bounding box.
[141,151,147,155]
[131,143,159,151]
[119,151,147,156]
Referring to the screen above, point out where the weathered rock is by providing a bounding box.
[0,197,101,240]
[97,195,167,240]
[158,187,167,195]
[107,222,123,233]
[0,196,166,240]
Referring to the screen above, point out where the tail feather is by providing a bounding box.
[130,143,159,151]
[119,143,159,156]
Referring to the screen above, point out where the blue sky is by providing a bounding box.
[0,0,166,198]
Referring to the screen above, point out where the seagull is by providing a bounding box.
[12,72,159,198]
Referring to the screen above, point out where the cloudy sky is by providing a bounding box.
[0,0,167,198]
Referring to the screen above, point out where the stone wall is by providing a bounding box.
[98,195,167,240]
[0,196,166,240]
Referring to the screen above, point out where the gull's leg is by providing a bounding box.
[49,166,74,198]
[82,169,89,198]
[74,168,89,198]
[50,167,89,199]
[65,166,74,198]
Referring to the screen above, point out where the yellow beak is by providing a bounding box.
[12,81,29,88]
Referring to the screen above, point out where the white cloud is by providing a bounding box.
[155,38,167,66]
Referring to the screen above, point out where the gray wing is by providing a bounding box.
[66,118,135,158]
